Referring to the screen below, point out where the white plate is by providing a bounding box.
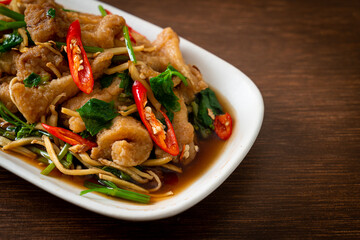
[0,0,264,221]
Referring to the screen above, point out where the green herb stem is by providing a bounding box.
[81,181,150,204]
[36,156,51,165]
[0,128,15,140]
[122,25,137,63]
[40,143,71,175]
[41,162,56,175]
[27,146,50,159]
[63,152,73,169]
[62,8,77,13]
[0,6,24,21]
[84,181,105,189]
[0,20,26,31]
[24,73,49,88]
[0,101,32,129]
[102,166,131,181]
[98,5,107,17]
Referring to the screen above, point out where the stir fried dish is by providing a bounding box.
[0,0,233,203]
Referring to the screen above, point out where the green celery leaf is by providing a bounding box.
[149,65,187,120]
[196,88,224,129]
[46,8,56,18]
[118,70,133,97]
[80,185,150,204]
[76,98,118,136]
[100,74,116,89]
[190,88,224,138]
[23,73,49,88]
[0,31,22,53]
[0,6,24,21]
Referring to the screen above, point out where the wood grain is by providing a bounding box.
[1,0,360,239]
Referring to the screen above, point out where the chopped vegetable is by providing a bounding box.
[99,73,116,89]
[76,98,118,136]
[102,166,131,181]
[13,125,51,139]
[41,143,71,175]
[118,70,133,97]
[46,8,56,18]
[196,88,224,129]
[27,146,51,160]
[0,20,26,31]
[100,70,132,95]
[81,180,150,204]
[64,152,73,169]
[133,80,179,156]
[98,5,107,17]
[0,101,32,129]
[150,65,187,120]
[41,123,97,150]
[0,6,24,21]
[191,88,233,140]
[0,31,22,52]
[62,8,77,13]
[214,113,232,140]
[23,73,49,88]
[66,20,94,94]
[122,25,136,63]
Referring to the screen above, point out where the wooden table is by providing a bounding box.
[1,0,360,239]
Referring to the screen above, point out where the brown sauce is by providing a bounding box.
[4,90,234,204]
[151,135,227,202]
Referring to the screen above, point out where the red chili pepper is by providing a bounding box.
[132,81,179,156]
[41,123,97,150]
[0,0,11,4]
[66,20,94,94]
[126,25,137,44]
[105,9,112,15]
[214,113,232,140]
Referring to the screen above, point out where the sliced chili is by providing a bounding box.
[0,0,12,4]
[66,20,94,94]
[41,123,97,150]
[132,80,179,156]
[105,9,112,15]
[214,112,232,140]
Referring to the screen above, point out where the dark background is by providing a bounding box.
[1,0,360,239]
